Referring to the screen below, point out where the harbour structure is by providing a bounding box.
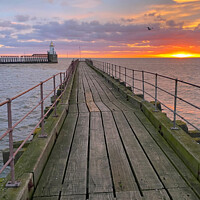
[0,41,58,64]
[0,60,200,199]
[47,41,58,63]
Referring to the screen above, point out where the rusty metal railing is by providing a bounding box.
[0,59,79,187]
[87,59,200,133]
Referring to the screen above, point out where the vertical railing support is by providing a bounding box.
[6,99,20,187]
[63,72,66,87]
[106,63,108,74]
[59,72,63,95]
[119,66,121,81]
[125,67,127,86]
[112,64,113,77]
[171,79,179,130]
[60,72,62,87]
[38,82,47,138]
[132,70,134,94]
[115,65,116,78]
[154,73,159,112]
[142,71,145,100]
[53,75,58,117]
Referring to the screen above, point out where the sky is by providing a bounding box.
[0,0,200,58]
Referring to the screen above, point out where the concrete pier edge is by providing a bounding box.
[0,64,78,200]
[86,61,200,181]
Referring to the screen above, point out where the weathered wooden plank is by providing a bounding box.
[116,191,143,200]
[82,66,107,107]
[102,111,138,192]
[77,67,86,103]
[78,102,88,113]
[90,79,119,111]
[124,111,188,189]
[82,75,90,93]
[81,70,100,112]
[68,104,78,113]
[89,112,113,194]
[113,111,163,191]
[85,92,100,112]
[33,197,59,200]
[143,189,170,200]
[89,193,115,199]
[61,195,86,200]
[34,113,78,197]
[69,69,78,104]
[94,76,136,112]
[134,110,200,196]
[85,91,93,102]
[62,112,89,195]
[85,72,102,103]
[168,187,200,200]
[95,102,110,112]
[87,101,100,112]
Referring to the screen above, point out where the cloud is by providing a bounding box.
[44,0,101,8]
[0,20,31,30]
[173,0,200,3]
[166,20,184,28]
[15,15,30,22]
[12,19,199,52]
[121,18,135,23]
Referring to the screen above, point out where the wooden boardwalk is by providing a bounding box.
[32,62,200,200]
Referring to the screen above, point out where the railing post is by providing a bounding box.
[63,72,66,86]
[119,66,121,81]
[115,65,116,78]
[112,64,113,77]
[171,79,179,130]
[106,63,108,74]
[142,71,145,100]
[103,62,105,72]
[132,70,134,94]
[53,75,58,117]
[6,98,20,187]
[125,67,127,86]
[154,73,158,112]
[60,72,63,94]
[38,82,47,138]
[109,63,110,75]
[60,72,62,86]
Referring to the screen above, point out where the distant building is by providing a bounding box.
[47,41,58,63]
[0,42,58,64]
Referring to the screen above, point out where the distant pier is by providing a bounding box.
[0,42,58,64]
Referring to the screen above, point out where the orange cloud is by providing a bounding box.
[173,0,200,3]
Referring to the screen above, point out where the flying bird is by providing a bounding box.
[147,27,153,30]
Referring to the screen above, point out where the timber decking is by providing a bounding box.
[32,62,200,200]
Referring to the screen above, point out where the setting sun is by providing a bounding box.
[158,52,200,58]
[171,53,194,58]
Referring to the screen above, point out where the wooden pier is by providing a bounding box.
[31,62,200,199]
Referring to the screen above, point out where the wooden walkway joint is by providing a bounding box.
[32,62,200,200]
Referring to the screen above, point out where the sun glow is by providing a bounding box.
[172,53,193,58]
[158,52,200,58]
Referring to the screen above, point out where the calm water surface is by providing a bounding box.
[0,58,200,177]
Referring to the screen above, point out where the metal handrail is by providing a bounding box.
[88,59,200,133]
[0,59,79,187]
